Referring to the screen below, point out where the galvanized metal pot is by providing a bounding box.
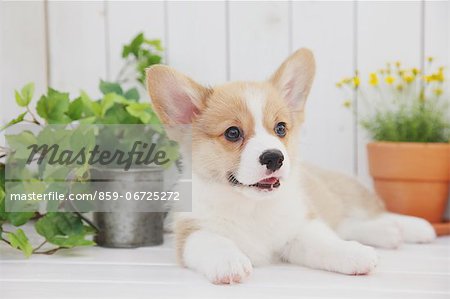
[92,167,170,248]
[94,212,164,248]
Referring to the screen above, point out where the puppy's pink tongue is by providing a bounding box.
[259,177,279,184]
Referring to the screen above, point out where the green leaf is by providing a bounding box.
[100,93,130,118]
[0,150,38,227]
[4,180,41,219]
[99,80,123,95]
[15,90,25,107]
[101,96,116,115]
[0,163,4,188]
[5,131,38,160]
[36,213,82,238]
[147,54,162,65]
[0,163,5,221]
[67,97,84,120]
[35,213,94,248]
[125,103,153,123]
[78,116,97,124]
[70,126,95,153]
[159,143,180,169]
[124,88,140,101]
[47,234,95,247]
[7,229,33,257]
[80,91,101,117]
[36,88,71,124]
[145,39,163,52]
[7,212,36,226]
[0,188,6,222]
[1,112,27,131]
[21,82,35,106]
[102,104,140,124]
[122,32,144,58]
[6,130,37,148]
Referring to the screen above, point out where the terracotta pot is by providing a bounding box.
[367,142,450,235]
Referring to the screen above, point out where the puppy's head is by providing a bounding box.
[147,49,315,199]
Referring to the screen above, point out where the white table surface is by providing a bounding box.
[1,230,449,299]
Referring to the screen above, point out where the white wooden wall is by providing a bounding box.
[1,1,449,185]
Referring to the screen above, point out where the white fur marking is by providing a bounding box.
[235,88,290,185]
[337,217,403,249]
[283,220,378,275]
[183,230,253,284]
[383,213,436,243]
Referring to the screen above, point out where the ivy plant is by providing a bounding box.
[0,33,173,257]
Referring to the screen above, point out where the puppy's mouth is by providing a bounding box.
[228,174,281,191]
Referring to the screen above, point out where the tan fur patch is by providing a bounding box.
[174,219,200,266]
[191,82,262,181]
[262,85,293,147]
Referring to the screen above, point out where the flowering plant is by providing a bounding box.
[337,58,450,143]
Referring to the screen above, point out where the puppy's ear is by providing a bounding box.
[146,65,210,124]
[270,48,315,111]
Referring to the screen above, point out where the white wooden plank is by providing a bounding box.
[2,235,449,274]
[292,1,355,175]
[1,262,449,293]
[1,235,449,298]
[228,1,290,81]
[0,1,47,125]
[1,245,448,273]
[424,0,449,67]
[1,281,449,299]
[424,1,450,221]
[106,1,165,97]
[356,2,422,186]
[167,1,227,85]
[47,1,107,97]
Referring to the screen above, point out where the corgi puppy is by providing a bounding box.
[146,49,436,284]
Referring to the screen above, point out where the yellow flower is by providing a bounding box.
[353,76,360,88]
[385,76,395,85]
[425,70,445,83]
[436,69,444,82]
[343,100,352,108]
[434,88,443,96]
[412,68,420,75]
[395,61,401,68]
[427,57,434,63]
[424,75,433,83]
[369,73,379,86]
[402,72,414,83]
[396,84,404,91]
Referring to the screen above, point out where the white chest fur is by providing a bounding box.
[178,171,310,266]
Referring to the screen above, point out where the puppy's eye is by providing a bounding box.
[224,126,242,142]
[274,122,287,137]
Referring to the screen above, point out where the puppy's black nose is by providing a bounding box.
[259,150,284,172]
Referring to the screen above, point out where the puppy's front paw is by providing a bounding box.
[200,249,253,284]
[370,219,403,249]
[332,241,378,275]
[401,218,436,244]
